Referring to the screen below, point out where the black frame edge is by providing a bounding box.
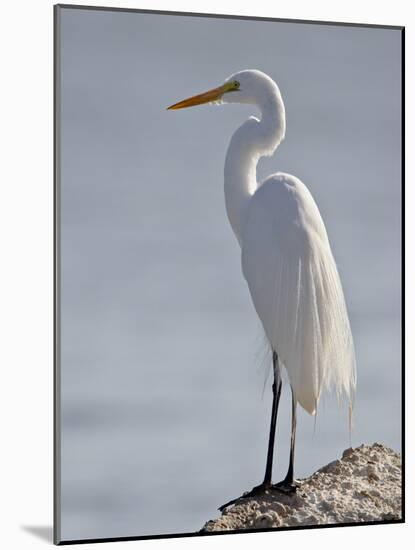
[400,26,405,524]
[58,519,404,545]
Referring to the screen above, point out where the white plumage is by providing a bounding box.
[168,68,356,502]
[220,70,356,416]
[241,172,356,414]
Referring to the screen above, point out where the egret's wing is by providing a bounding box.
[241,174,356,415]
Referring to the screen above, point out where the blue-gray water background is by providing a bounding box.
[59,8,402,541]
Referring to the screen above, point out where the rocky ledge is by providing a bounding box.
[202,443,402,532]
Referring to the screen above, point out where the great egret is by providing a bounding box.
[168,70,356,510]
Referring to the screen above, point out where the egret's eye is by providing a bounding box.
[223,80,241,93]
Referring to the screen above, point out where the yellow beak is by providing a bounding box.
[167,84,227,110]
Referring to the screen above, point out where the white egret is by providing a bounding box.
[168,70,356,510]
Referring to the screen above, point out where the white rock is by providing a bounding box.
[201,443,402,532]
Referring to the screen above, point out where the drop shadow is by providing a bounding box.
[21,525,53,543]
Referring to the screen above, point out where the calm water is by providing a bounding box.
[58,8,402,540]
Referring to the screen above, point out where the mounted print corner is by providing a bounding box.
[54,4,404,544]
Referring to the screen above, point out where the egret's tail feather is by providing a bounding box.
[245,242,356,416]
[287,250,356,415]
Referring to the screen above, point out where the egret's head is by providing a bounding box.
[167,69,279,110]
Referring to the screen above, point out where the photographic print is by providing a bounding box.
[54,5,403,544]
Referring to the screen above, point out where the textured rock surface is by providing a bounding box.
[202,443,402,532]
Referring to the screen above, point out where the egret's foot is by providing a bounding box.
[218,482,270,512]
[270,479,298,494]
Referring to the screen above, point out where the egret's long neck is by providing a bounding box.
[224,91,285,244]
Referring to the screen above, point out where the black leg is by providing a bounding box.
[286,386,297,484]
[218,351,282,511]
[272,385,297,493]
[262,351,282,485]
